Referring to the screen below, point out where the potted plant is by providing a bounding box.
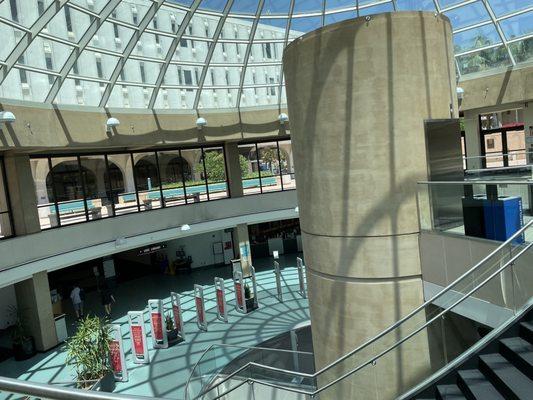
[165,313,181,346]
[244,284,258,313]
[9,306,36,361]
[66,316,115,392]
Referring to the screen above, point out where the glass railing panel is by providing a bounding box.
[418,181,531,242]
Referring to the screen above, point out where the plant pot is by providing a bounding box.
[166,329,183,346]
[245,297,258,313]
[91,372,116,393]
[13,337,35,361]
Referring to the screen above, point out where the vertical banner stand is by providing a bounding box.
[128,311,150,364]
[214,278,228,322]
[274,261,283,302]
[170,292,186,342]
[108,324,128,382]
[297,257,307,298]
[233,270,247,314]
[194,285,208,331]
[249,265,259,310]
[148,299,168,349]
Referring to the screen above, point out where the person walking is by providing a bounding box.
[70,285,84,320]
[100,282,115,318]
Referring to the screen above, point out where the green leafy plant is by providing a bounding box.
[66,316,112,388]
[244,284,252,299]
[165,313,174,331]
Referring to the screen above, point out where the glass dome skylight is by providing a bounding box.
[0,0,531,111]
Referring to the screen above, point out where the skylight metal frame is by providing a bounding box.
[0,0,529,113]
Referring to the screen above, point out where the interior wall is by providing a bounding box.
[165,229,234,269]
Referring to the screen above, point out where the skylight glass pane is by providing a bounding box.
[326,0,356,12]
[46,5,93,43]
[325,10,356,25]
[457,44,512,75]
[396,0,435,11]
[70,0,108,14]
[106,85,154,108]
[90,22,136,52]
[453,25,501,54]
[444,2,491,30]
[75,50,120,80]
[290,16,322,33]
[230,0,261,15]
[293,0,323,14]
[199,0,228,13]
[509,37,533,64]
[56,78,103,106]
[360,3,395,17]
[0,0,42,27]
[439,0,466,9]
[500,12,533,41]
[136,32,173,60]
[263,0,292,15]
[0,25,23,61]
[488,0,532,18]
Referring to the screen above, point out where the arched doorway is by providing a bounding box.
[134,158,158,191]
[166,156,191,182]
[46,162,97,202]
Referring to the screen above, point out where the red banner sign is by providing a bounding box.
[172,305,181,331]
[151,312,163,341]
[131,325,144,357]
[195,296,204,323]
[110,340,122,374]
[216,288,225,316]
[235,282,243,308]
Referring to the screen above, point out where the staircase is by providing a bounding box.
[415,312,533,400]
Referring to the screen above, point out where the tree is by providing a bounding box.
[198,151,226,182]
[239,155,250,178]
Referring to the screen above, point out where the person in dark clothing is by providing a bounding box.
[100,283,115,318]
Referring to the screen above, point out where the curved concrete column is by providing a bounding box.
[284,12,457,399]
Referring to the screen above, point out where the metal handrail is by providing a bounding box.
[184,330,315,398]
[206,239,533,399]
[190,219,533,399]
[0,375,164,400]
[418,179,533,184]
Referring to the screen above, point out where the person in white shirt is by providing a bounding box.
[70,285,84,320]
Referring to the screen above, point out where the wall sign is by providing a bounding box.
[137,244,167,256]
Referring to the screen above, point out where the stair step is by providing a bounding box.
[520,322,533,344]
[436,384,466,400]
[500,337,533,377]
[457,369,505,400]
[479,353,533,400]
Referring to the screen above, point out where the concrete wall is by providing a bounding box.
[284,12,457,399]
[0,100,289,151]
[165,229,234,269]
[0,190,298,287]
[459,65,533,112]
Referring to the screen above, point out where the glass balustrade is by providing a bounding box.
[188,207,533,399]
